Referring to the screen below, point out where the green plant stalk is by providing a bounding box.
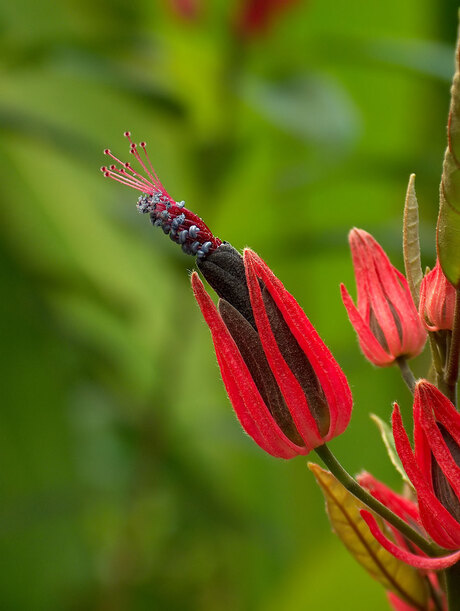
[445,288,460,406]
[314,444,445,558]
[396,357,416,393]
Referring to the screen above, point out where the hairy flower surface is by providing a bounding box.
[192,247,353,458]
[419,260,456,331]
[341,229,426,366]
[361,381,460,570]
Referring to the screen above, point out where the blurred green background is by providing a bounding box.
[0,0,458,609]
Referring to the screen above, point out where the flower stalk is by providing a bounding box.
[445,287,460,405]
[314,444,444,558]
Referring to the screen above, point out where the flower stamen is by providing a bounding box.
[101,132,222,258]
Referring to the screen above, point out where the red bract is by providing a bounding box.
[419,260,456,331]
[341,229,426,367]
[191,248,353,458]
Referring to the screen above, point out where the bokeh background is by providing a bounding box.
[1,0,458,609]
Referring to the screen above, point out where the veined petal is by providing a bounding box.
[192,272,304,458]
[418,382,460,447]
[350,230,405,356]
[419,395,460,502]
[341,283,394,366]
[392,405,460,548]
[361,510,460,570]
[245,249,353,442]
[243,253,323,449]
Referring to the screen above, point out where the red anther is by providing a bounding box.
[100,166,107,172]
[140,142,146,148]
[104,172,110,177]
[124,131,131,137]
[110,164,116,170]
[104,149,110,154]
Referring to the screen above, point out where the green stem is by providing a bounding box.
[314,444,445,557]
[445,288,460,406]
[445,561,460,610]
[396,357,416,393]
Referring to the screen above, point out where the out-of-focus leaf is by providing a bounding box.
[403,174,423,308]
[438,22,460,287]
[240,74,360,152]
[370,415,412,488]
[308,463,428,609]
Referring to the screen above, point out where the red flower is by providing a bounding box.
[419,260,456,331]
[341,229,426,367]
[360,380,460,570]
[192,248,353,458]
[234,0,300,38]
[169,0,200,21]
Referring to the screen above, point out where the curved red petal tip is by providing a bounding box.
[360,510,460,570]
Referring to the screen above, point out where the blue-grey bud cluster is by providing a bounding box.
[137,193,212,259]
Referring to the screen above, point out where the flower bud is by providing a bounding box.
[192,248,353,458]
[419,260,456,331]
[341,229,426,366]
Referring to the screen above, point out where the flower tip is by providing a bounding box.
[190,270,201,288]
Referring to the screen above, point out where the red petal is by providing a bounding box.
[361,510,460,569]
[417,381,460,447]
[192,272,304,458]
[349,230,404,356]
[245,251,353,441]
[341,283,394,366]
[392,405,460,548]
[243,253,323,449]
[418,386,460,501]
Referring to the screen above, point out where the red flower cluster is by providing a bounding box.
[101,135,459,603]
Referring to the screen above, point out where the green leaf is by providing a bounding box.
[403,174,423,308]
[437,17,460,287]
[370,414,412,488]
[308,463,428,610]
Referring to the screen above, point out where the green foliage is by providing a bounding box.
[0,0,455,609]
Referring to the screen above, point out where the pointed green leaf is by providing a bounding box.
[370,414,412,488]
[403,174,423,307]
[438,18,460,287]
[308,463,428,609]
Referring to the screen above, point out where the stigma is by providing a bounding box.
[101,132,222,258]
